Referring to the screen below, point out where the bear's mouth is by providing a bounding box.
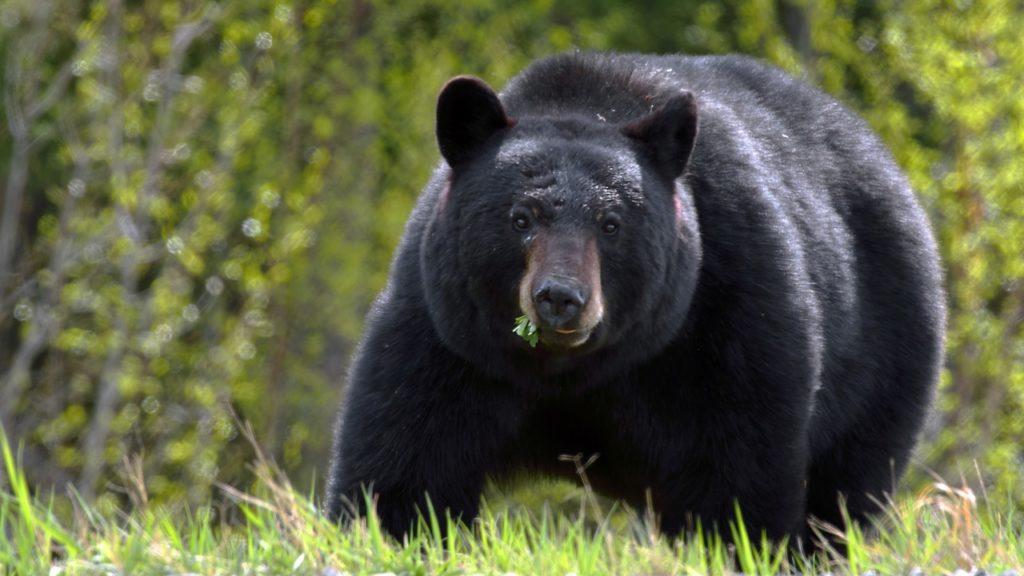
[539,325,594,349]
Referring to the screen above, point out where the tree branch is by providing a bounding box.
[0,115,88,431]
[78,6,214,500]
[0,64,31,295]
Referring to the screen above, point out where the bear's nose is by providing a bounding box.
[532,277,588,328]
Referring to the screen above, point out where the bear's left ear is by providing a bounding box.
[436,76,514,168]
[622,91,699,179]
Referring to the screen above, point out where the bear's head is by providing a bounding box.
[421,76,702,381]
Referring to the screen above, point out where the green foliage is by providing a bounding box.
[514,314,539,348]
[0,0,1021,525]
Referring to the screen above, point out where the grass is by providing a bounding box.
[2,426,1022,575]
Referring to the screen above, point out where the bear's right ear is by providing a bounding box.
[436,76,513,168]
[622,91,699,179]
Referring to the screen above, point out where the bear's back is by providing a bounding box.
[500,53,844,134]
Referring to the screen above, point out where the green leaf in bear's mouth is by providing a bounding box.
[513,315,539,348]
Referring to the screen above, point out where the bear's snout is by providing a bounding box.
[532,276,589,329]
[517,232,605,349]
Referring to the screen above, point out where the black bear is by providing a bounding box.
[325,52,945,545]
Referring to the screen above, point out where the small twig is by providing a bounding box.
[558,452,604,526]
[116,453,149,511]
[26,52,79,120]
[216,481,277,513]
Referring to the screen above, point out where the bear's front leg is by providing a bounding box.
[631,343,814,545]
[648,399,809,545]
[325,317,516,539]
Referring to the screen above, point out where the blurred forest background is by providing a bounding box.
[0,0,1021,517]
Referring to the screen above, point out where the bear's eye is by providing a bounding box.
[601,217,620,236]
[512,211,532,232]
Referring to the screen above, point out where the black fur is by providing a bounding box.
[325,52,946,544]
